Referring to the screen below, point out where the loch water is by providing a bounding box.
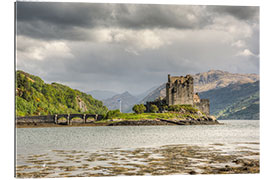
[16,120,259,155]
[15,120,260,177]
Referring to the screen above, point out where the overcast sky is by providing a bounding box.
[16,2,259,94]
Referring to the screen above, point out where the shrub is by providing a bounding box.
[149,104,159,113]
[132,104,146,114]
[105,109,121,119]
[168,104,198,113]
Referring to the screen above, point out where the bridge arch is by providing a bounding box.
[54,114,103,125]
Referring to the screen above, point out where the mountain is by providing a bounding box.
[16,70,108,116]
[140,70,259,103]
[135,85,161,102]
[103,91,139,113]
[87,90,117,100]
[199,81,259,120]
[218,94,259,120]
[140,83,166,104]
[101,86,159,113]
[193,70,259,92]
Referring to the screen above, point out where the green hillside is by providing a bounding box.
[217,92,259,120]
[199,81,259,120]
[16,70,108,116]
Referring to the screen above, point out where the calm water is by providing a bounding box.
[16,120,259,155]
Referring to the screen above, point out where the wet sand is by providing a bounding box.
[16,142,259,178]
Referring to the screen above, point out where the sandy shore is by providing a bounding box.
[16,142,259,178]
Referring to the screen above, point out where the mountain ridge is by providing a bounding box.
[87,90,117,100]
[103,91,139,113]
[193,70,259,92]
[199,81,259,119]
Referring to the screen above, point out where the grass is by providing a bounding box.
[118,113,181,120]
[95,112,194,123]
[121,113,177,120]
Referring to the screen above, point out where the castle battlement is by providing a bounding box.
[167,74,193,84]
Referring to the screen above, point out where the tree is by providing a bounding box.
[105,109,121,119]
[149,104,159,113]
[132,104,146,114]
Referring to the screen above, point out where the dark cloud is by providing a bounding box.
[17,2,209,28]
[17,2,110,27]
[208,6,259,21]
[111,4,211,29]
[17,2,112,41]
[17,21,90,41]
[16,2,212,41]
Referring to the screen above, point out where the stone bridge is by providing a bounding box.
[16,114,104,125]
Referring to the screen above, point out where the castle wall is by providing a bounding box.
[166,75,194,106]
[193,93,200,103]
[195,99,210,115]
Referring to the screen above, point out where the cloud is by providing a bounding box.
[237,49,257,57]
[207,6,259,21]
[16,3,213,41]
[231,40,246,48]
[17,36,74,61]
[16,2,260,94]
[205,15,253,39]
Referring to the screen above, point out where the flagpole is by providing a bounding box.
[119,99,121,113]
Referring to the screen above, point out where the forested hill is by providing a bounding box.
[16,70,108,116]
[199,81,259,120]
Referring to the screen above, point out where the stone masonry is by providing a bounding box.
[166,74,194,106]
[165,74,210,115]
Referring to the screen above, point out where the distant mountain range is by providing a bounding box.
[87,90,117,100]
[193,70,259,92]
[91,70,259,119]
[140,83,166,104]
[89,86,159,113]
[102,91,139,113]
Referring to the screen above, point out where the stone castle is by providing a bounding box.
[146,74,210,115]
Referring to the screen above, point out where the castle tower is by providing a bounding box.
[166,74,194,106]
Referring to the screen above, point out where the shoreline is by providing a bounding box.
[16,118,220,128]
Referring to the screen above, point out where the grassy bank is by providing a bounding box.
[106,112,182,120]
[95,112,200,124]
[102,104,203,122]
